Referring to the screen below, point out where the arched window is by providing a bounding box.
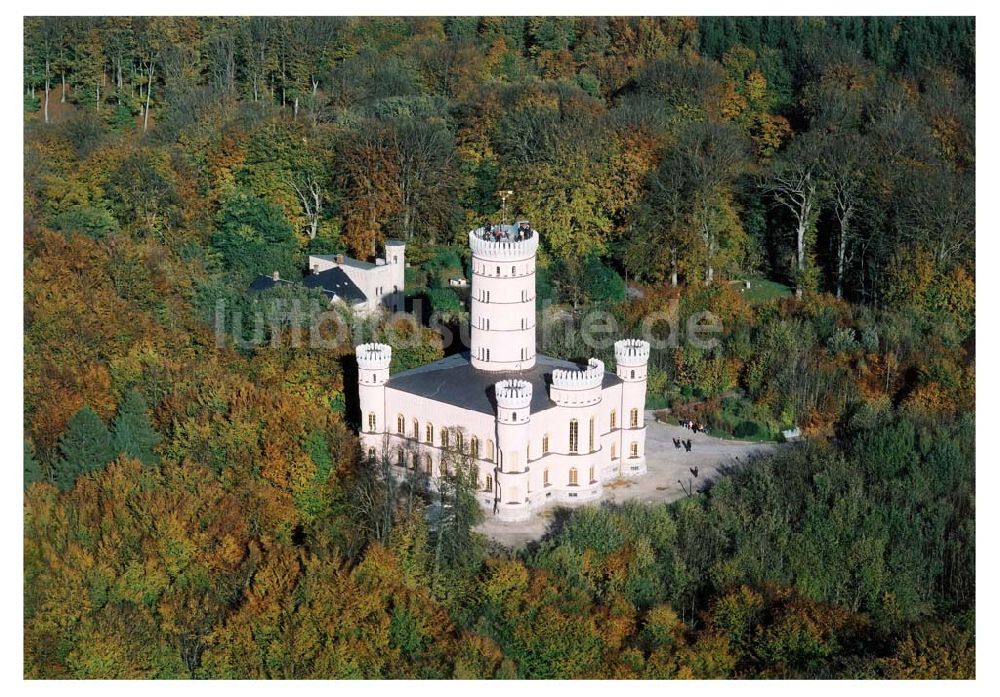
[631,369,635,379]
[423,453,432,475]
[486,439,495,462]
[630,408,639,428]
[397,449,405,466]
[441,460,449,476]
[441,429,449,449]
[630,441,639,458]
[569,467,578,485]
[397,414,405,434]
[367,412,377,431]
[543,468,550,486]
[589,416,595,452]
[542,433,549,454]
[426,423,434,443]
[610,410,617,429]
[589,466,595,483]
[367,447,376,462]
[611,442,618,460]
[471,436,479,459]
[456,432,464,452]
[485,474,493,492]
[569,419,579,453]
[413,419,419,439]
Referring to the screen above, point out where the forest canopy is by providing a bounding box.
[23,16,974,680]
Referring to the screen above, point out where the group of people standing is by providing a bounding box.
[680,419,707,434]
[480,221,535,242]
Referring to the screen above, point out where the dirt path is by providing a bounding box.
[475,411,779,549]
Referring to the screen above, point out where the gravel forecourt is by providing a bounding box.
[475,411,781,549]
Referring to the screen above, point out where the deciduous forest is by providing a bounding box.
[23,17,974,678]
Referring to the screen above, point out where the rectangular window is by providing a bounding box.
[543,468,549,486]
[368,413,376,431]
[630,408,639,428]
[610,410,617,429]
[589,417,595,452]
[569,468,578,485]
[542,434,549,453]
[630,442,639,458]
[569,420,579,453]
[589,466,595,484]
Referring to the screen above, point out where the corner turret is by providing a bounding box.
[357,343,392,435]
[614,339,650,477]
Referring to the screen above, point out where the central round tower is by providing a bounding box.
[469,224,539,372]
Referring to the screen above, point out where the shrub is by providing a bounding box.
[734,420,764,439]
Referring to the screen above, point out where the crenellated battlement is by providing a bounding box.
[614,339,650,367]
[356,342,392,371]
[495,378,533,410]
[552,358,605,390]
[468,227,539,260]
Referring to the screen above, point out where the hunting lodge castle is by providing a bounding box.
[356,223,650,521]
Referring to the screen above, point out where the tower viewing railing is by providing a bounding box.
[469,222,539,259]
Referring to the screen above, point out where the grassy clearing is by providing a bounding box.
[743,277,793,304]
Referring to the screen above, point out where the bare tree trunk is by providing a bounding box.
[96,84,100,112]
[60,71,65,102]
[43,58,49,124]
[835,208,852,300]
[143,64,153,132]
[795,219,806,300]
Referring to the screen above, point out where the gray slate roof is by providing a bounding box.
[248,268,368,305]
[386,352,621,415]
[302,267,367,303]
[247,275,298,292]
[310,254,377,271]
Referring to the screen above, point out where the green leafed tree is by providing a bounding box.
[210,191,300,284]
[112,389,162,466]
[24,439,43,489]
[54,406,115,490]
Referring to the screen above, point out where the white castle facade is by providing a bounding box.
[355,224,650,521]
